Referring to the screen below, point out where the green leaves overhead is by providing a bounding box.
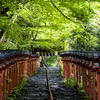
[51,0,94,23]
[0,0,100,51]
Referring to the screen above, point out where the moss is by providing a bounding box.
[64,78,89,99]
[77,89,85,95]
[79,82,83,89]
[6,79,12,83]
[6,97,14,100]
[7,77,29,100]
[29,73,34,76]
[64,78,74,88]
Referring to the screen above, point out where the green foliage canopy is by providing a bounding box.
[0,0,100,51]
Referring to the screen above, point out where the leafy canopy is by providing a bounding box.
[0,0,100,51]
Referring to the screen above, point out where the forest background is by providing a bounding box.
[0,0,100,52]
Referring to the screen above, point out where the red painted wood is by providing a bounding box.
[32,61,33,74]
[3,69,7,100]
[79,65,81,84]
[33,61,35,73]
[6,69,8,98]
[63,61,65,78]
[20,63,22,81]
[23,61,28,78]
[74,64,76,85]
[12,66,13,90]
[14,65,16,88]
[15,63,18,87]
[31,62,33,74]
[27,62,29,76]
[21,63,23,81]
[31,61,32,73]
[76,64,78,88]
[14,64,16,87]
[18,63,20,82]
[9,67,12,94]
[35,59,38,73]
[88,70,92,100]
[92,72,96,100]
[30,62,31,74]
[82,68,85,90]
[29,62,30,74]
[0,71,2,100]
[97,72,100,100]
[65,62,67,79]
[19,63,21,83]
[0,52,39,100]
[84,68,88,96]
[33,61,34,73]
[67,62,69,79]
[69,62,72,78]
[60,52,100,100]
[30,61,31,74]
[12,65,14,89]
[18,63,20,84]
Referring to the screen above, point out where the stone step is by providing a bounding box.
[16,67,49,100]
[16,67,85,100]
[47,67,85,100]
[47,67,60,74]
[37,67,60,74]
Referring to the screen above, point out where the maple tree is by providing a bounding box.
[0,0,100,51]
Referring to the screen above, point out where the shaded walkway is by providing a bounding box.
[16,67,85,100]
[16,67,48,100]
[48,67,85,100]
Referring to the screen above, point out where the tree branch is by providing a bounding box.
[88,0,91,15]
[50,0,80,23]
[25,2,35,7]
[0,29,5,41]
[32,32,38,41]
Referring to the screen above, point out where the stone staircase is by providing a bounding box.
[16,67,85,100]
[47,67,85,100]
[16,67,48,100]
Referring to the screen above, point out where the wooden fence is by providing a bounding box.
[0,50,38,100]
[60,51,100,100]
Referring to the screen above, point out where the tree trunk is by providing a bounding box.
[0,29,5,40]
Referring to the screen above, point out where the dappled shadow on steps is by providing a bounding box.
[16,67,49,100]
[47,67,86,100]
[16,67,86,100]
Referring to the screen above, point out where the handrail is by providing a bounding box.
[42,56,48,67]
[60,51,100,100]
[0,50,39,100]
[46,68,53,100]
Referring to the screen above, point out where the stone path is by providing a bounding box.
[16,67,85,100]
[47,67,85,100]
[16,67,49,100]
